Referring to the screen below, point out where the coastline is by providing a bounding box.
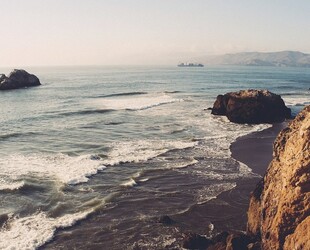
[39,122,288,249]
[231,122,287,176]
[174,122,287,236]
[215,123,287,231]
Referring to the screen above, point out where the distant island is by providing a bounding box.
[178,63,204,67]
[196,51,310,67]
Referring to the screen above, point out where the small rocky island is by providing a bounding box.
[211,89,291,124]
[0,69,41,90]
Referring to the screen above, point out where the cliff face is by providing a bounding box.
[247,105,310,250]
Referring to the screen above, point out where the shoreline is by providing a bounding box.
[231,122,287,176]
[39,123,288,249]
[173,122,287,236]
[211,122,287,232]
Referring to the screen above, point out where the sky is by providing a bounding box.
[1,0,310,66]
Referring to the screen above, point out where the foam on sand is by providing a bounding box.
[196,182,237,204]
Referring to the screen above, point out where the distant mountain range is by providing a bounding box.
[197,51,310,67]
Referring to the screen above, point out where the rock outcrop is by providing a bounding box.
[211,89,291,124]
[182,106,309,250]
[182,231,255,250]
[247,105,310,249]
[0,69,41,90]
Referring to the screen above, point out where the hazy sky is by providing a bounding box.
[1,0,310,66]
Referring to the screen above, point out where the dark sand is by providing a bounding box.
[174,122,287,235]
[42,123,287,249]
[231,122,287,176]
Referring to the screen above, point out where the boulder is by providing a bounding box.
[182,233,213,249]
[211,89,291,124]
[157,215,175,225]
[0,214,9,228]
[0,69,41,90]
[247,105,310,249]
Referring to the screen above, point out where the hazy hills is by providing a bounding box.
[197,51,310,67]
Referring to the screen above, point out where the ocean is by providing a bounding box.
[0,65,309,249]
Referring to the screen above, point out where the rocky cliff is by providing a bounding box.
[183,106,309,249]
[247,105,310,250]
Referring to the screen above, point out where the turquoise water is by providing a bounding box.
[0,66,309,249]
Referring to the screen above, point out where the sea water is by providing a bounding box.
[0,66,309,249]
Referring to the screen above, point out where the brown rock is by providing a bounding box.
[247,105,310,250]
[247,242,261,250]
[246,179,263,239]
[211,89,291,124]
[283,216,310,250]
[0,69,41,90]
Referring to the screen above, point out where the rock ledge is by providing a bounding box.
[247,105,310,249]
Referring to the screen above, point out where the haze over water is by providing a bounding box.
[1,1,310,249]
[1,1,310,67]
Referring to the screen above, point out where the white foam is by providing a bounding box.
[0,154,106,186]
[103,140,197,166]
[0,209,92,250]
[193,116,271,160]
[0,140,196,190]
[139,101,271,160]
[0,179,25,191]
[91,93,182,111]
[121,178,137,187]
[283,96,310,106]
[139,178,149,182]
[237,160,256,175]
[165,158,198,169]
[196,182,237,204]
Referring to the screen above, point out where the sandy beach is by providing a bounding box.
[173,122,287,237]
[40,123,288,249]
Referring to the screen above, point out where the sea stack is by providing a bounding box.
[247,105,310,249]
[211,89,291,124]
[0,69,41,90]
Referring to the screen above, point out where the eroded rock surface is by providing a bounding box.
[247,105,310,250]
[211,89,291,124]
[0,69,41,90]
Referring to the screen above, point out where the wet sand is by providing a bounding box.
[42,123,287,249]
[231,122,287,176]
[174,123,287,235]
